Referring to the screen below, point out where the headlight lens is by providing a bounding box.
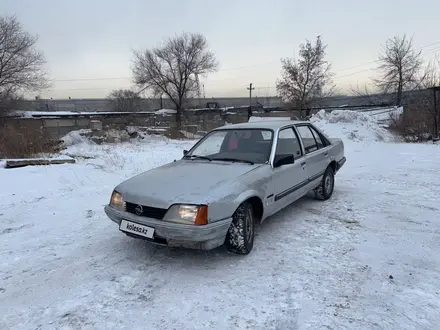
[110,191,125,210]
[163,204,208,225]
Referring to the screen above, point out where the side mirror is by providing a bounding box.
[183,149,188,156]
[273,154,294,168]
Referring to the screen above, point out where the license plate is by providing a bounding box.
[119,220,155,239]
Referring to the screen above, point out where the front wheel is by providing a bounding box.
[314,166,335,200]
[225,202,255,255]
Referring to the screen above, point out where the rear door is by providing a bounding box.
[268,126,309,215]
[295,124,331,190]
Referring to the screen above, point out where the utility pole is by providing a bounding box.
[247,83,255,120]
[433,87,439,140]
[428,86,440,140]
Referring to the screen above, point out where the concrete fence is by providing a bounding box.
[20,96,283,113]
[2,108,305,140]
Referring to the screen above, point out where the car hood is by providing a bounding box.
[115,160,262,208]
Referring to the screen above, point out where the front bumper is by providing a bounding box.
[104,205,232,250]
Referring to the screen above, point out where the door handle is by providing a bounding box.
[323,151,328,157]
[300,161,306,166]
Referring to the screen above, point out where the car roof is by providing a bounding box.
[214,119,310,131]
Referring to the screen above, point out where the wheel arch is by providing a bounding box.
[233,190,264,223]
[246,196,264,223]
[329,160,337,174]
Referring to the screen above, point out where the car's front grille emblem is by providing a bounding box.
[134,204,144,216]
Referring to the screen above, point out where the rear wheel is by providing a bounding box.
[314,166,335,200]
[225,202,254,255]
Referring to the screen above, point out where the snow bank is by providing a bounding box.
[61,129,93,147]
[360,106,403,118]
[311,109,396,143]
[360,106,403,127]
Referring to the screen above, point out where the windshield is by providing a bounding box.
[185,129,273,164]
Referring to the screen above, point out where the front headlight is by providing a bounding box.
[110,190,125,211]
[163,204,208,225]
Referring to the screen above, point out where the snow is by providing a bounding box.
[249,116,291,122]
[61,129,93,146]
[311,109,398,142]
[360,106,403,119]
[149,128,168,132]
[180,130,203,139]
[1,116,440,329]
[13,111,155,118]
[155,109,177,114]
[359,106,404,126]
[1,155,74,162]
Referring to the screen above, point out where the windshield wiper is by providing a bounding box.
[184,154,212,161]
[212,157,254,165]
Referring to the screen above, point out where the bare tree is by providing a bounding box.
[0,15,49,115]
[374,34,423,106]
[420,56,440,89]
[276,36,334,117]
[132,32,218,126]
[419,56,440,139]
[107,89,141,112]
[387,56,440,141]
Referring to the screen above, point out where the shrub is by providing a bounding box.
[388,105,436,142]
[0,125,61,158]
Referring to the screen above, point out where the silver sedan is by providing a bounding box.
[104,120,346,254]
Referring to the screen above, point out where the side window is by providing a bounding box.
[275,128,302,157]
[309,126,325,149]
[296,126,318,154]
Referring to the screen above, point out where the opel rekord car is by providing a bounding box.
[104,120,346,254]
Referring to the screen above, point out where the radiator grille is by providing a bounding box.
[125,202,167,220]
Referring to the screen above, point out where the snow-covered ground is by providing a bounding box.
[1,112,440,329]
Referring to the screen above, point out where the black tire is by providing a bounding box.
[314,166,335,201]
[225,202,255,255]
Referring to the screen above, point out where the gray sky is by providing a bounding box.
[2,0,440,99]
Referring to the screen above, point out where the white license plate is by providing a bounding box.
[119,220,155,239]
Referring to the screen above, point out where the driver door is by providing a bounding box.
[267,127,309,215]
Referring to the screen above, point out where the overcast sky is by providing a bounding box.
[2,0,440,99]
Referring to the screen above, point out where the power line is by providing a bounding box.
[333,43,440,80]
[53,87,116,91]
[209,42,440,92]
[51,60,279,82]
[53,77,130,82]
[335,40,440,73]
[47,39,440,93]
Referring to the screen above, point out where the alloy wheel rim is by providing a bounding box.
[245,208,253,241]
[325,173,334,195]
